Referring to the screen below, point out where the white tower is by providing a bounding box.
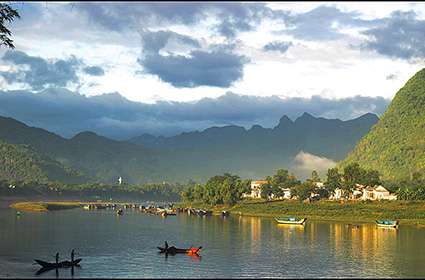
[118,176,122,185]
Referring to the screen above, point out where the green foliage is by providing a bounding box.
[269,169,300,198]
[324,167,342,195]
[0,179,184,201]
[292,180,315,201]
[341,68,425,181]
[0,3,20,49]
[180,173,250,205]
[0,140,86,184]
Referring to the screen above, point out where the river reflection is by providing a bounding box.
[0,209,424,278]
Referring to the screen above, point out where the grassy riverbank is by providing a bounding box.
[177,199,425,226]
[10,201,83,212]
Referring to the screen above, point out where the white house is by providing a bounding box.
[361,185,397,201]
[329,184,397,201]
[243,180,269,199]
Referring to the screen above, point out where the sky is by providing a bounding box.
[1,1,425,139]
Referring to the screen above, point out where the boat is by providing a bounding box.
[157,242,202,255]
[83,205,90,210]
[376,220,398,228]
[34,258,82,269]
[116,209,124,215]
[221,211,230,217]
[275,217,307,225]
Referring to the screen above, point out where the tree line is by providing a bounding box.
[181,163,425,206]
[0,179,184,201]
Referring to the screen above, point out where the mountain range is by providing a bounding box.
[0,112,379,184]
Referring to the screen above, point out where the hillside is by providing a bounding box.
[131,112,379,181]
[0,140,86,183]
[0,116,159,184]
[340,68,425,181]
[0,111,378,184]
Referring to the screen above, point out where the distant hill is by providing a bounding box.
[0,140,86,183]
[130,112,379,181]
[0,112,378,184]
[0,116,159,184]
[340,68,425,181]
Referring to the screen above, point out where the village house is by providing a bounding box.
[243,180,293,200]
[243,180,269,199]
[329,184,397,201]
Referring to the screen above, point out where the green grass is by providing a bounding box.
[10,201,83,212]
[177,199,425,225]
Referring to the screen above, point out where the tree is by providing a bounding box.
[270,169,300,198]
[292,180,315,202]
[324,167,342,195]
[0,3,20,49]
[260,177,273,200]
[311,170,321,182]
[342,163,363,198]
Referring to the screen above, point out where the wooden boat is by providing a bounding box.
[376,220,398,228]
[157,242,202,255]
[34,258,82,268]
[275,217,307,225]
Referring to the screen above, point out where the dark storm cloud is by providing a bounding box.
[83,66,105,76]
[0,51,107,89]
[138,30,248,88]
[139,50,248,88]
[263,41,293,53]
[0,50,80,90]
[74,2,286,38]
[0,89,389,140]
[361,10,425,59]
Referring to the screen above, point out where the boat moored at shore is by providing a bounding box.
[275,217,307,225]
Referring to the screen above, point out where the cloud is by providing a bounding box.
[292,151,336,177]
[279,5,377,41]
[0,50,106,89]
[74,2,279,38]
[0,50,80,90]
[138,30,249,88]
[263,41,293,53]
[361,10,425,59]
[83,66,105,76]
[0,89,390,140]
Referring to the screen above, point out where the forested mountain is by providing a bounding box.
[0,140,86,183]
[0,112,378,184]
[340,68,425,181]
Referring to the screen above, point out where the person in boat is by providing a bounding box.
[55,252,59,267]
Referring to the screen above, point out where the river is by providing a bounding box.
[0,207,424,278]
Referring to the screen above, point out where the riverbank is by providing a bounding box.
[177,199,425,226]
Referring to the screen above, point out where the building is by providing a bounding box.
[270,188,292,200]
[329,184,397,201]
[118,176,123,185]
[362,185,397,201]
[243,180,269,199]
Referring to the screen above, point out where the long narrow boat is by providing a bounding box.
[34,258,82,268]
[376,220,398,228]
[157,246,202,255]
[275,217,307,225]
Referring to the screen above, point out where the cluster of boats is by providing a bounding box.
[274,216,399,228]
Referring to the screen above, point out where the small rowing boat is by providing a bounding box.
[275,217,307,225]
[376,220,398,228]
[157,241,202,255]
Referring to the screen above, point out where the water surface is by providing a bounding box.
[0,208,424,278]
